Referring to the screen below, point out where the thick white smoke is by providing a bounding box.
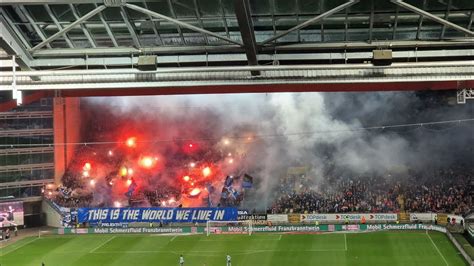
[84,91,473,209]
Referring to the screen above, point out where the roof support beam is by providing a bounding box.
[295,0,301,42]
[468,10,473,31]
[120,7,141,48]
[193,0,208,45]
[439,0,451,39]
[125,3,243,46]
[234,0,259,75]
[368,0,374,43]
[0,21,31,67]
[344,6,349,41]
[30,40,474,58]
[391,0,474,37]
[261,0,359,45]
[69,4,98,48]
[0,8,32,50]
[166,0,186,45]
[218,0,231,39]
[392,6,399,39]
[0,17,39,80]
[29,4,106,52]
[16,5,52,49]
[0,0,168,4]
[141,0,163,45]
[415,0,426,40]
[95,3,118,47]
[27,49,474,68]
[43,4,74,48]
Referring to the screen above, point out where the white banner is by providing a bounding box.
[447,215,464,225]
[410,213,435,222]
[301,213,398,222]
[267,214,288,223]
[410,213,464,224]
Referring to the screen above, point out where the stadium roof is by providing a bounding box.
[0,0,473,98]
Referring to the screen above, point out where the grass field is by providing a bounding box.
[0,231,467,266]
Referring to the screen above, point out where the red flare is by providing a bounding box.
[139,156,155,169]
[189,188,201,196]
[126,137,137,148]
[83,162,91,171]
[202,166,211,177]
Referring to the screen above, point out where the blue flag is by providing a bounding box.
[125,179,137,198]
[242,174,253,189]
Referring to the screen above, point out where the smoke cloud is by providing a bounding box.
[78,91,473,210]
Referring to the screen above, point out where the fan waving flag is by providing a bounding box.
[224,176,234,187]
[125,178,137,198]
[242,174,254,189]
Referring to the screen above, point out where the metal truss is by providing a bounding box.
[234,0,259,74]
[0,17,33,71]
[22,48,474,68]
[29,4,106,52]
[0,0,473,74]
[43,4,74,48]
[261,0,360,45]
[0,61,472,92]
[125,3,242,46]
[391,0,474,37]
[27,1,243,55]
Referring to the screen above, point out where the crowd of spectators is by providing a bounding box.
[47,159,472,216]
[270,167,472,215]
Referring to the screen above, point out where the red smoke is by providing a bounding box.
[62,102,260,208]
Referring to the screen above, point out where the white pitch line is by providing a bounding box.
[170,235,177,242]
[344,233,347,251]
[89,236,116,253]
[91,248,346,255]
[183,238,281,242]
[0,237,39,257]
[426,231,449,266]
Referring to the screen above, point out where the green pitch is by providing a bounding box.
[0,231,467,266]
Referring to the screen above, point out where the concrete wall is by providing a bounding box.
[41,200,62,228]
[54,97,82,184]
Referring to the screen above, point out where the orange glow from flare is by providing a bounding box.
[120,166,128,177]
[189,188,201,196]
[202,167,211,177]
[126,179,132,186]
[126,137,137,148]
[140,156,154,169]
[183,175,190,182]
[83,162,91,170]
